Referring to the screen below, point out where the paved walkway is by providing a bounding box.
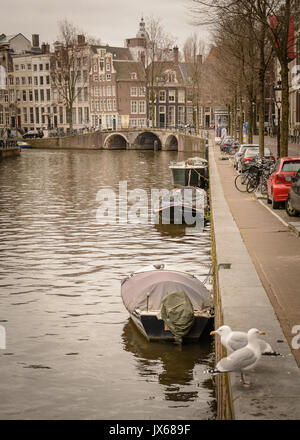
[212,141,300,367]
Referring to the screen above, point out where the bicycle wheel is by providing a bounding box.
[234,173,249,192]
[246,174,258,193]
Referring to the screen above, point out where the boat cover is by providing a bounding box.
[160,291,195,339]
[121,270,212,312]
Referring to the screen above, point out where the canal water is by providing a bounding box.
[0,149,216,420]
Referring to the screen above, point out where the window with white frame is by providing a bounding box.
[168,106,175,126]
[178,106,185,125]
[131,100,137,114]
[106,74,111,81]
[159,90,166,102]
[139,87,146,96]
[130,118,137,127]
[168,90,176,102]
[107,86,112,96]
[130,72,137,80]
[178,89,185,103]
[131,87,137,97]
[139,100,146,114]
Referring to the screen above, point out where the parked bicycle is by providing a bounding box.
[246,158,275,193]
[234,164,260,192]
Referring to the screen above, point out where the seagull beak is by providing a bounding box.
[210,331,216,335]
[259,331,266,335]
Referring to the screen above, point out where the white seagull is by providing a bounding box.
[210,325,280,356]
[209,328,265,386]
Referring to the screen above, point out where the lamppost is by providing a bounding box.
[274,81,282,158]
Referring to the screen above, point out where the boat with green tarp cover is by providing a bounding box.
[121,264,214,342]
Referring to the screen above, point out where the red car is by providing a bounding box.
[267,157,300,209]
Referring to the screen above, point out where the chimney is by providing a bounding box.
[77,34,85,45]
[41,43,46,54]
[173,46,179,64]
[32,34,39,48]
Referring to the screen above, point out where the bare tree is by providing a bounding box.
[50,19,93,133]
[144,16,176,127]
[191,0,297,156]
[183,34,207,134]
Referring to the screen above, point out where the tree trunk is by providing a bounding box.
[68,106,73,133]
[239,88,244,143]
[247,96,253,144]
[280,61,289,157]
[258,19,265,156]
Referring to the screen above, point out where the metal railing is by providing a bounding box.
[0,139,18,149]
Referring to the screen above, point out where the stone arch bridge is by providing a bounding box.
[29,128,206,153]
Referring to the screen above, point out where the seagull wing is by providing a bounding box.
[258,339,273,354]
[227,331,248,351]
[216,346,257,372]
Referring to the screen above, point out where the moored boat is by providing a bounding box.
[121,264,214,343]
[169,157,208,189]
[154,186,208,225]
[17,141,32,149]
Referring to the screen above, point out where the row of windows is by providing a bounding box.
[4,89,51,103]
[8,76,50,86]
[0,106,64,125]
[151,90,185,103]
[91,99,117,112]
[92,85,116,97]
[130,100,146,114]
[130,87,146,97]
[92,74,111,82]
[14,63,50,72]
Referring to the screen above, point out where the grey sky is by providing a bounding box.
[2,0,211,50]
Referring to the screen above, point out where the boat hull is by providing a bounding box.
[156,205,205,225]
[130,311,210,342]
[170,167,208,189]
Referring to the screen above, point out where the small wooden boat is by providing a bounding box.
[169,157,208,189]
[121,264,214,343]
[154,186,208,225]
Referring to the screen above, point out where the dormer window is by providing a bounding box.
[130,72,137,80]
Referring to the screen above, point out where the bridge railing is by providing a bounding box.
[0,139,18,150]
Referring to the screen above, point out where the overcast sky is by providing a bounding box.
[2,0,211,50]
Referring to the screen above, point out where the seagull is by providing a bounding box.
[210,325,280,356]
[209,328,265,386]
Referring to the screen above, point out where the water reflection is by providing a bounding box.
[0,149,216,419]
[122,319,215,404]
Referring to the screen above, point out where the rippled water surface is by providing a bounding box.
[0,149,216,419]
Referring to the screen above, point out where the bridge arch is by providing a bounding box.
[133,131,162,150]
[104,133,128,149]
[164,134,178,151]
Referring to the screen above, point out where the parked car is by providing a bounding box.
[238,147,274,173]
[267,157,300,209]
[220,136,234,152]
[285,169,300,216]
[23,129,44,139]
[234,144,259,169]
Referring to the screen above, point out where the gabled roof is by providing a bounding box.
[0,33,31,45]
[92,45,133,61]
[113,60,145,81]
